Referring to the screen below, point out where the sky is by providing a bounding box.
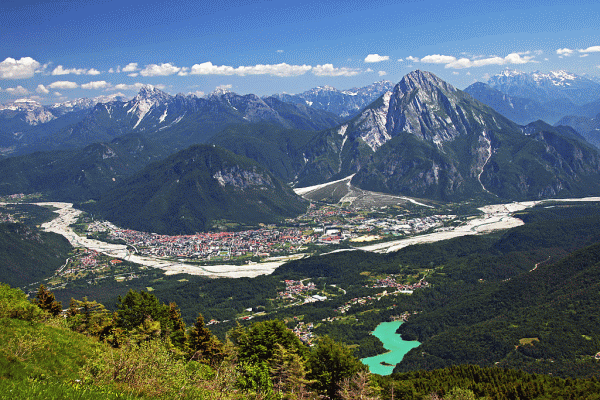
[1,0,599,104]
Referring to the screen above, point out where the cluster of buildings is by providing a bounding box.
[88,220,307,260]
[367,275,430,291]
[278,280,317,301]
[0,211,17,223]
[334,281,429,314]
[84,207,455,261]
[291,320,316,345]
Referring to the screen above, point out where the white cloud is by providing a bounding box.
[87,68,101,76]
[534,50,544,56]
[365,68,373,72]
[397,58,403,62]
[108,68,116,73]
[140,63,181,77]
[557,48,575,57]
[580,54,589,58]
[48,81,79,89]
[277,50,284,53]
[5,85,29,95]
[188,90,205,97]
[420,54,457,64]
[190,62,312,77]
[53,92,62,96]
[122,63,139,72]
[52,65,88,75]
[364,54,389,63]
[36,84,49,94]
[378,71,387,76]
[128,73,139,77]
[579,46,600,53]
[215,84,232,91]
[406,56,420,62]
[81,80,109,90]
[312,64,360,77]
[0,57,41,79]
[452,71,459,75]
[178,67,189,76]
[444,52,535,69]
[109,82,166,91]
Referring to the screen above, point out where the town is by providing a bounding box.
[83,204,456,264]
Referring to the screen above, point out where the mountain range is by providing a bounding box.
[270,80,394,118]
[2,70,600,232]
[464,69,600,125]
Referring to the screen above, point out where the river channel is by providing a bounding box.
[361,321,420,375]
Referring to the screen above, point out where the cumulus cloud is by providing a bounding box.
[81,80,109,90]
[36,84,49,94]
[48,81,79,89]
[312,64,360,77]
[128,73,139,77]
[5,85,29,95]
[444,52,535,69]
[140,63,181,77]
[122,63,139,72]
[406,56,420,62]
[378,71,387,76]
[52,65,88,75]
[579,46,600,53]
[364,54,389,63]
[397,58,404,62]
[420,54,457,64]
[190,62,312,77]
[52,65,102,76]
[0,57,41,79]
[557,48,575,57]
[277,50,284,53]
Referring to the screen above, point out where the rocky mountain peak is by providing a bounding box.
[386,70,468,143]
[397,70,456,95]
[135,85,171,102]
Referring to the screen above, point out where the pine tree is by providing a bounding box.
[187,313,224,364]
[168,302,186,351]
[33,284,62,316]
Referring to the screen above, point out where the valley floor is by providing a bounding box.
[31,196,600,278]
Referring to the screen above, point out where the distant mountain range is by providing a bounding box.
[2,71,600,231]
[556,113,600,149]
[269,81,395,118]
[464,69,600,125]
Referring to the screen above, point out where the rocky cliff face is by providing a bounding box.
[296,70,600,201]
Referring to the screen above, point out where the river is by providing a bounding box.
[361,321,420,375]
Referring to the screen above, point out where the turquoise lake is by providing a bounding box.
[361,321,420,376]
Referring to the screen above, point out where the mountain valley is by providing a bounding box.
[3,68,600,397]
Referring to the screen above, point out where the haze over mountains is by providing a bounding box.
[464,69,600,126]
[2,70,600,232]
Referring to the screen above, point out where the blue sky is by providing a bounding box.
[1,0,599,103]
